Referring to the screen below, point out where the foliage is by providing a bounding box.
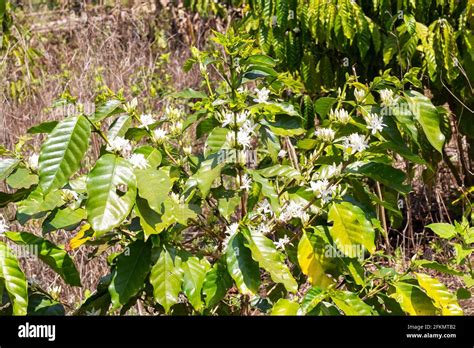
[0,27,470,316]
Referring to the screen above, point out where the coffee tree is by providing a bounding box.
[0,29,470,315]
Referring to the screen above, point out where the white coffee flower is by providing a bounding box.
[106,137,132,157]
[221,112,235,128]
[153,128,168,143]
[139,114,155,128]
[354,88,366,103]
[27,153,39,171]
[240,174,252,191]
[256,223,272,235]
[0,215,9,234]
[165,106,182,121]
[253,87,270,104]
[322,163,342,179]
[128,153,149,169]
[61,189,79,202]
[379,89,398,107]
[279,201,309,223]
[236,110,250,126]
[237,129,253,149]
[365,113,386,135]
[223,223,239,250]
[342,133,369,154]
[278,149,287,158]
[315,128,335,142]
[329,108,351,124]
[169,192,184,205]
[183,146,193,155]
[170,121,183,134]
[310,179,336,203]
[274,235,290,250]
[257,199,273,216]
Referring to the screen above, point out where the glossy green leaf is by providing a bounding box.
[426,223,456,239]
[150,248,183,314]
[86,154,137,235]
[257,165,302,181]
[330,290,374,315]
[91,99,123,122]
[225,233,260,295]
[42,207,86,233]
[109,239,152,309]
[191,154,225,197]
[0,241,28,315]
[27,121,59,134]
[299,287,327,314]
[107,115,132,140]
[182,257,211,311]
[202,260,232,308]
[39,115,91,194]
[242,228,298,293]
[133,146,162,169]
[404,91,445,153]
[0,158,20,180]
[328,202,376,257]
[135,167,171,213]
[347,162,410,194]
[5,231,81,287]
[205,128,230,156]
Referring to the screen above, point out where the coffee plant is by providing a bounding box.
[0,26,471,316]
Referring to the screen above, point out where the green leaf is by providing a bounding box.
[153,196,198,232]
[42,207,86,233]
[86,154,137,235]
[134,196,163,237]
[191,154,225,197]
[133,146,162,169]
[263,116,305,137]
[107,115,132,140]
[150,248,183,314]
[6,167,38,189]
[109,239,152,309]
[0,241,28,315]
[0,158,20,180]
[328,202,376,257]
[426,223,456,239]
[182,257,210,311]
[248,170,280,212]
[330,290,374,315]
[225,233,260,295]
[453,243,472,265]
[16,189,64,223]
[300,287,327,315]
[39,115,91,194]
[412,260,462,276]
[314,97,337,119]
[415,273,463,315]
[271,299,300,315]
[202,260,232,308]
[297,232,333,288]
[347,162,410,194]
[205,128,230,156]
[5,231,81,287]
[91,99,124,122]
[257,165,302,181]
[27,121,59,134]
[135,167,172,212]
[242,228,298,293]
[404,91,445,153]
[169,88,207,99]
[391,281,438,315]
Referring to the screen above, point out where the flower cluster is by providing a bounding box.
[253,87,270,104]
[365,113,386,135]
[329,108,351,124]
[342,133,368,154]
[310,179,337,203]
[315,128,335,142]
[278,201,309,224]
[106,137,132,157]
[379,89,398,107]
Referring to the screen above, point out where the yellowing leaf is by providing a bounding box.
[415,273,463,315]
[68,223,93,250]
[297,232,334,288]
